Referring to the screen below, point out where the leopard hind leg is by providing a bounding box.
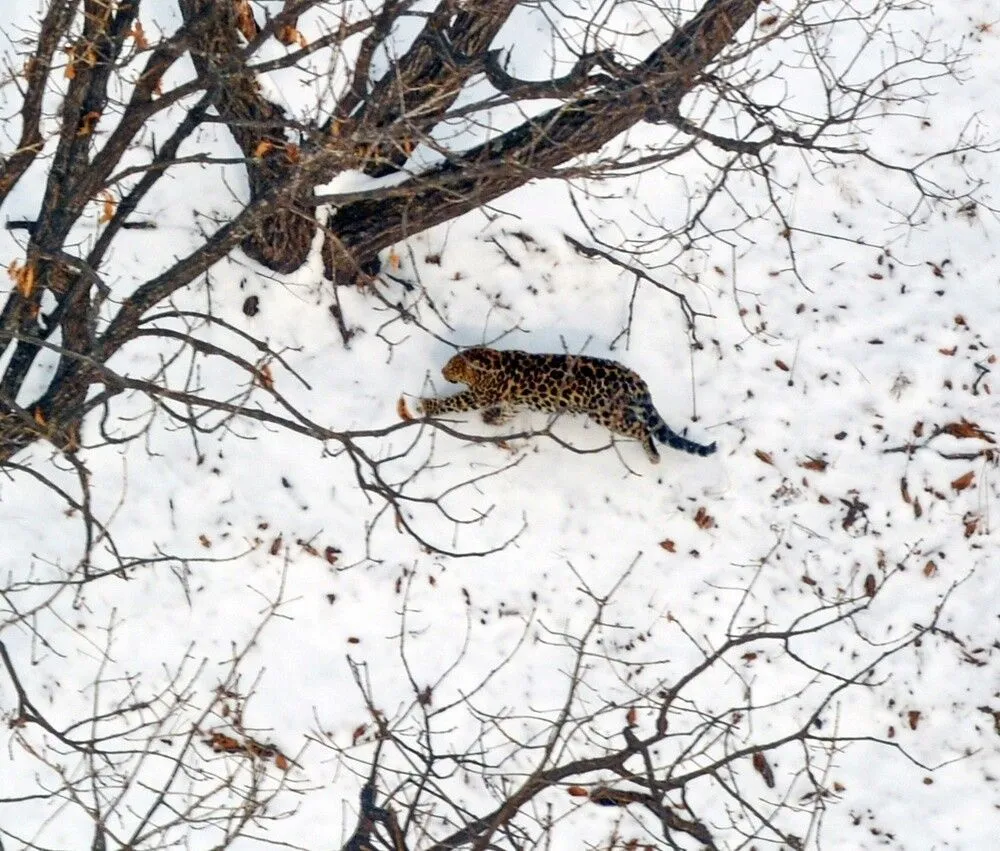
[594,403,661,463]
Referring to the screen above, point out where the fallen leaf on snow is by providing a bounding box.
[950,471,975,491]
[693,507,715,530]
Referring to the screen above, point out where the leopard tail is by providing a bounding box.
[637,400,717,457]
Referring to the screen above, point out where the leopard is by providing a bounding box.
[415,347,717,463]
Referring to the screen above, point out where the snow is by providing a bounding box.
[2,2,1000,849]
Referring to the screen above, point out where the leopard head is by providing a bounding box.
[441,347,502,385]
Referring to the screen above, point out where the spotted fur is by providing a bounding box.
[418,347,716,462]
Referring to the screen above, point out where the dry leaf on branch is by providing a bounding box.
[98,190,116,224]
[253,139,275,158]
[752,751,776,788]
[863,574,877,598]
[754,449,774,465]
[234,0,259,40]
[7,261,36,298]
[130,21,149,49]
[255,364,274,390]
[397,397,415,421]
[278,25,308,47]
[940,418,994,443]
[77,110,101,137]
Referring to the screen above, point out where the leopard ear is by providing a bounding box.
[461,347,493,372]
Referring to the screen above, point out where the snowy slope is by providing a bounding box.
[1,2,999,849]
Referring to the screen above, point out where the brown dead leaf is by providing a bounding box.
[274,752,290,771]
[397,396,415,421]
[754,449,774,466]
[567,786,589,797]
[77,110,101,137]
[964,514,979,538]
[923,560,937,577]
[324,545,340,564]
[284,143,300,164]
[253,139,276,158]
[913,497,922,519]
[98,190,116,224]
[907,710,921,730]
[742,652,758,663]
[799,456,828,472]
[950,471,975,491]
[255,364,274,390]
[351,724,367,745]
[278,25,308,47]
[900,477,911,504]
[625,706,638,727]
[863,573,877,598]
[388,248,401,269]
[940,418,995,443]
[207,732,242,753]
[658,539,676,553]
[269,536,283,556]
[693,506,715,530]
[913,421,924,438]
[235,0,259,40]
[752,752,775,788]
[130,21,149,49]
[198,534,211,548]
[8,260,36,298]
[939,346,957,356]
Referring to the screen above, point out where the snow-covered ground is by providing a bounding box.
[1,2,999,848]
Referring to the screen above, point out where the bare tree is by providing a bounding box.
[2,546,969,850]
[315,556,963,851]
[1,565,303,849]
